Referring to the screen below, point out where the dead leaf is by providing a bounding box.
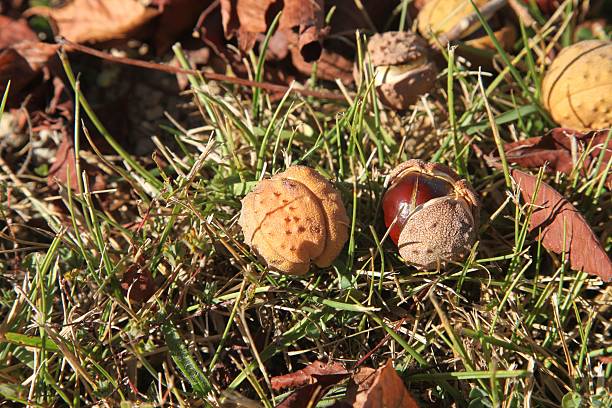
[277,373,351,408]
[121,264,156,303]
[220,0,324,61]
[0,15,38,46]
[47,136,106,193]
[273,360,350,408]
[0,16,59,100]
[290,45,354,84]
[345,360,420,408]
[152,0,215,54]
[512,169,612,282]
[26,0,161,44]
[271,360,348,391]
[497,128,612,189]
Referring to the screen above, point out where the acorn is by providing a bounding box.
[541,40,612,131]
[239,166,349,275]
[417,0,516,50]
[382,160,480,269]
[356,31,438,110]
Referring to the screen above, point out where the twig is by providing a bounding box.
[57,38,346,101]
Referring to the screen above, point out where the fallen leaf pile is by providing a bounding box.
[273,359,420,408]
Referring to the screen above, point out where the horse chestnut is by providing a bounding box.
[382,160,480,269]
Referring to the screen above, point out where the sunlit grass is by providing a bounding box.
[0,4,610,408]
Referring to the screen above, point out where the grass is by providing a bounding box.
[0,4,611,408]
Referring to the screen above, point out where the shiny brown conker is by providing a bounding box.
[382,173,453,245]
[382,160,480,269]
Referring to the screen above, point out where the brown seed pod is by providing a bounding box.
[239,166,349,275]
[417,0,515,50]
[541,40,612,131]
[382,160,480,269]
[355,31,438,110]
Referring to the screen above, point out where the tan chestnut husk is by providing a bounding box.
[383,160,480,269]
[355,31,438,110]
[239,166,349,275]
[417,0,516,51]
[541,40,612,131]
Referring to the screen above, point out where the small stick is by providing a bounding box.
[58,38,346,101]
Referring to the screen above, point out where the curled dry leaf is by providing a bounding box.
[493,128,612,189]
[512,169,612,282]
[26,0,160,44]
[271,360,348,391]
[290,47,354,84]
[345,359,420,408]
[220,0,325,62]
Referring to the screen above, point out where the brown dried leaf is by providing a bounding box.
[220,0,324,61]
[152,0,215,54]
[271,360,348,391]
[500,128,612,189]
[345,360,420,408]
[26,0,160,44]
[120,265,156,303]
[512,169,612,282]
[0,15,38,46]
[290,47,354,84]
[0,17,59,99]
[276,373,351,408]
[273,360,350,408]
[47,137,106,193]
